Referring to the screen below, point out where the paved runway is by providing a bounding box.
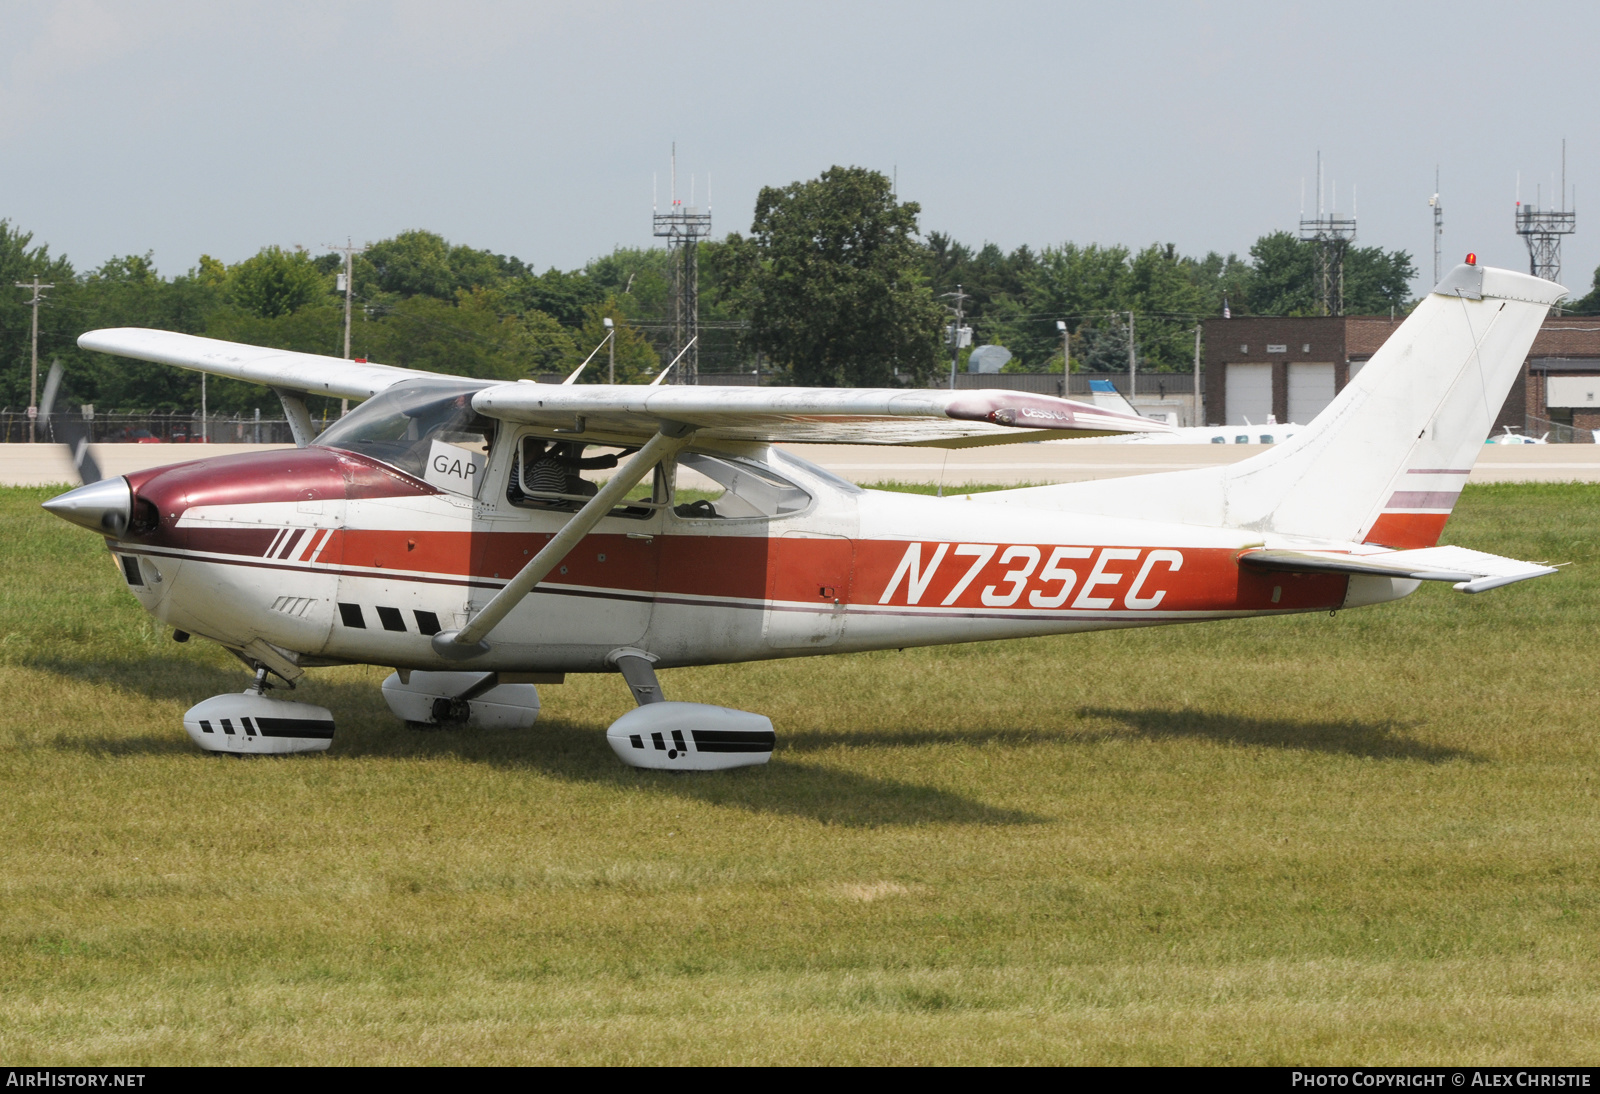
[4,440,1598,489]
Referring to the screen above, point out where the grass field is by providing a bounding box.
[1,481,1597,1065]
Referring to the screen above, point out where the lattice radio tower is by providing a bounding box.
[1298,152,1357,315]
[1515,140,1576,282]
[652,145,712,383]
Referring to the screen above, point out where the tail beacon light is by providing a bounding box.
[183,692,335,755]
[607,702,775,771]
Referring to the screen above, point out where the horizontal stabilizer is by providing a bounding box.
[1240,544,1558,593]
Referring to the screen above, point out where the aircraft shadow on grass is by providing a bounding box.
[35,659,1042,828]
[1076,706,1482,763]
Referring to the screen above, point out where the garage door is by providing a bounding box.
[1226,363,1272,425]
[1546,376,1600,408]
[1288,362,1336,423]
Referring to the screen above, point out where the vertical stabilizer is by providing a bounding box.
[1086,378,1139,418]
[990,263,1564,545]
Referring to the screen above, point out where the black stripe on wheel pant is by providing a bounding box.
[253,718,336,740]
[690,729,776,753]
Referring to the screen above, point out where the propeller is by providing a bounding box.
[37,358,103,485]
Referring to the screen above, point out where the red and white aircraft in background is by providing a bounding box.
[45,259,1562,769]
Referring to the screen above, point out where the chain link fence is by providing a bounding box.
[1523,414,1597,444]
[0,409,322,445]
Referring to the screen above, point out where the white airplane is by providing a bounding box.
[1485,425,1549,445]
[44,258,1561,770]
[1078,378,1304,445]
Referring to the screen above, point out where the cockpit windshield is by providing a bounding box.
[314,378,497,493]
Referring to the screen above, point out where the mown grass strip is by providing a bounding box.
[1,483,1597,1063]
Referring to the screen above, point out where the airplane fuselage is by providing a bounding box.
[105,442,1389,676]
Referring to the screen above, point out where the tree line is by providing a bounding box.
[2,164,1447,413]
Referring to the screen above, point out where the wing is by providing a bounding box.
[1240,544,1557,593]
[471,384,1173,448]
[77,328,432,400]
[79,328,1173,447]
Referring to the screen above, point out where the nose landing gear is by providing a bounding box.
[180,664,336,756]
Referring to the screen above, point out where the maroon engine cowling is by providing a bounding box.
[122,447,436,548]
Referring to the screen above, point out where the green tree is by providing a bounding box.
[566,298,661,384]
[1246,232,1415,316]
[584,247,673,322]
[505,266,606,328]
[362,230,519,302]
[737,166,942,386]
[1343,245,1417,315]
[227,246,329,319]
[0,220,76,409]
[1246,231,1318,316]
[1566,263,1600,315]
[1184,250,1252,318]
[72,254,224,410]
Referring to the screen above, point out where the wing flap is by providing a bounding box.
[471,384,1173,448]
[78,328,431,400]
[1240,544,1557,593]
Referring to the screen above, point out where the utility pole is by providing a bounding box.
[1429,167,1444,287]
[325,238,367,415]
[942,285,972,390]
[1192,324,1203,427]
[1127,310,1137,406]
[604,317,616,383]
[15,277,54,443]
[1056,319,1069,398]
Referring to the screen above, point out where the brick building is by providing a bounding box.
[1202,314,1600,437]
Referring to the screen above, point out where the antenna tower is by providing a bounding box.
[1298,152,1356,315]
[652,144,712,383]
[1515,139,1575,282]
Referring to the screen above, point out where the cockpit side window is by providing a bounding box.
[315,378,495,495]
[671,452,811,521]
[506,436,662,519]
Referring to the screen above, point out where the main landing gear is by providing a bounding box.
[380,671,542,729]
[179,652,773,770]
[182,666,336,755]
[603,648,775,772]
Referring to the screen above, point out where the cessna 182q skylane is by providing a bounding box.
[45,259,1562,769]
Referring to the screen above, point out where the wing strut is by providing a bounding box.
[273,388,315,447]
[430,422,697,660]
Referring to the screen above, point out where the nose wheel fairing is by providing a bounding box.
[183,691,335,755]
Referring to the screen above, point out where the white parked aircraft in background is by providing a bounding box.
[1486,425,1549,444]
[1079,378,1304,445]
[45,259,1562,769]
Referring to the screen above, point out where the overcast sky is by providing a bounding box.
[2,0,1596,299]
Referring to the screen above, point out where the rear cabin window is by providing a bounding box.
[672,452,811,520]
[503,440,813,522]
